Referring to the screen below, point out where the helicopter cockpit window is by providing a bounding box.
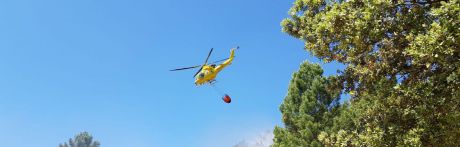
[199,73,205,79]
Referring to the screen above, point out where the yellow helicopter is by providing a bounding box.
[170,47,237,86]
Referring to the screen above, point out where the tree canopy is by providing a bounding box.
[273,61,341,147]
[59,132,100,147]
[275,0,459,146]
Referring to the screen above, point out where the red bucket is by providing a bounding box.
[222,94,231,103]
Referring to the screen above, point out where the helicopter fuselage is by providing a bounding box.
[194,48,234,85]
[194,65,218,85]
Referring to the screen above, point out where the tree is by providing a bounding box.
[280,0,459,146]
[273,61,341,147]
[59,132,100,147]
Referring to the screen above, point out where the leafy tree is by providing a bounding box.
[273,61,341,147]
[280,0,459,146]
[59,132,100,147]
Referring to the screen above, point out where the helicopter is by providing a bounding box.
[170,46,237,86]
[170,47,238,103]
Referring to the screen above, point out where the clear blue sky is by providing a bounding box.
[0,0,343,146]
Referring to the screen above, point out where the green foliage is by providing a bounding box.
[273,61,341,147]
[59,132,100,147]
[277,0,459,146]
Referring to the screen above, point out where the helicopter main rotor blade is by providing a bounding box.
[170,65,201,71]
[193,66,203,77]
[209,57,235,64]
[191,57,234,77]
[204,48,213,65]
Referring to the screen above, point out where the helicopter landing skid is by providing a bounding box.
[208,80,217,85]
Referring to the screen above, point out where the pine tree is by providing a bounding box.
[59,132,100,147]
[273,61,341,147]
